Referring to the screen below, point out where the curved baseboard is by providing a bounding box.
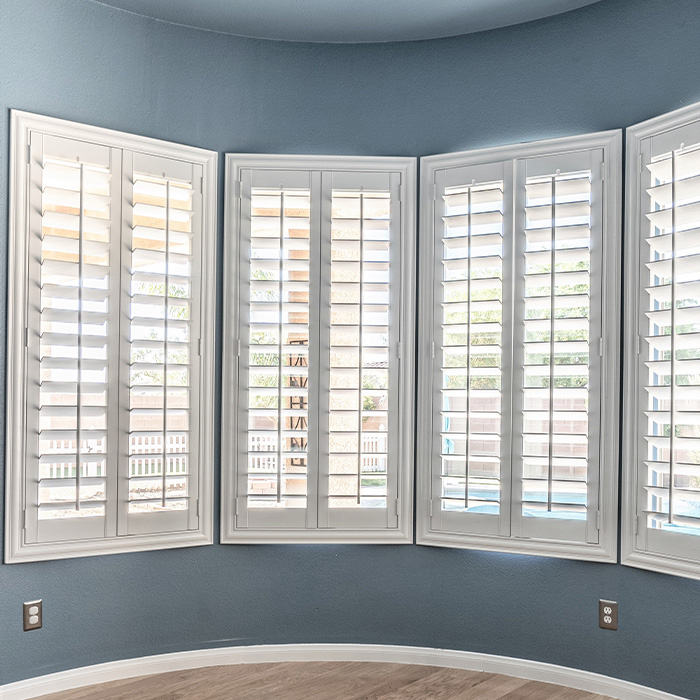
[0,643,688,700]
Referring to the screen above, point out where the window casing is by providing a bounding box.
[222,155,416,543]
[623,101,700,580]
[5,111,217,563]
[417,132,621,561]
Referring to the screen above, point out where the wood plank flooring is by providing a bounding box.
[40,662,615,700]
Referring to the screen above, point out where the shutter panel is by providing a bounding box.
[512,150,603,544]
[26,133,121,544]
[429,161,513,537]
[226,157,414,540]
[318,171,401,529]
[236,169,321,530]
[637,131,700,560]
[121,152,202,535]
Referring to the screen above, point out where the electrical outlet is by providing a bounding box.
[599,599,617,630]
[23,600,42,631]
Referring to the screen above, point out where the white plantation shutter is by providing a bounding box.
[121,152,202,536]
[26,134,121,544]
[6,112,216,563]
[223,155,415,543]
[625,102,700,578]
[236,169,320,530]
[318,171,401,530]
[512,150,603,544]
[429,161,513,538]
[418,133,620,561]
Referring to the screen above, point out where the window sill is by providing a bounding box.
[622,549,700,582]
[4,529,213,564]
[220,528,413,545]
[417,528,617,563]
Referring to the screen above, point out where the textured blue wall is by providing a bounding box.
[2,0,700,695]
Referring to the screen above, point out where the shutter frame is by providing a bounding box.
[5,110,216,563]
[623,100,700,580]
[221,154,416,544]
[417,131,621,562]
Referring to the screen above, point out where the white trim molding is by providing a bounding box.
[0,644,688,700]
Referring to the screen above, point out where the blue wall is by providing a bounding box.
[2,0,700,695]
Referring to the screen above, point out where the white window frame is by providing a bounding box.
[5,111,217,563]
[416,132,621,562]
[623,101,700,580]
[221,154,416,544]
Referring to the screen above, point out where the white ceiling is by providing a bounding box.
[92,0,604,43]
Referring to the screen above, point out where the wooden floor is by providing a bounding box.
[41,662,615,700]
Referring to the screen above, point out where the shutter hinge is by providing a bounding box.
[636,334,641,355]
[600,160,605,182]
[429,500,434,518]
[433,183,438,201]
[599,338,603,357]
[27,143,31,164]
[198,338,202,356]
[639,155,644,174]
[235,179,241,199]
[195,499,199,517]
[431,341,435,359]
[199,175,203,194]
[397,340,402,360]
[395,498,400,518]
[24,328,29,348]
[237,338,241,356]
[634,515,639,536]
[23,510,28,530]
[596,511,602,530]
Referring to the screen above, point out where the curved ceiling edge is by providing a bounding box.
[89,0,605,44]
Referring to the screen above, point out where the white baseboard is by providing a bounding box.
[0,643,688,700]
